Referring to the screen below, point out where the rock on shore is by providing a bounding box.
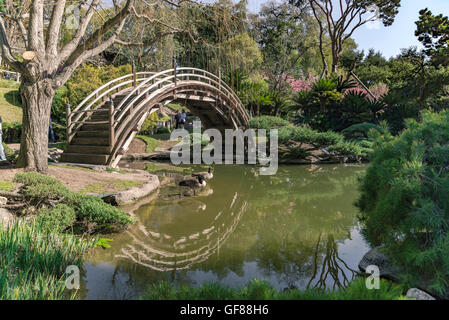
[0,208,14,230]
[359,246,439,300]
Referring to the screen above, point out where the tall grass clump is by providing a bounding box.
[357,110,449,297]
[0,221,91,300]
[142,278,405,300]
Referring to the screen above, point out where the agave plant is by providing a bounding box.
[334,76,358,93]
[339,92,377,126]
[311,78,343,112]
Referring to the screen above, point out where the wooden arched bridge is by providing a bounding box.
[61,67,250,166]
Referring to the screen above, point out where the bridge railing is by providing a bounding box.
[113,68,248,132]
[108,68,249,165]
[66,71,160,143]
[65,66,250,165]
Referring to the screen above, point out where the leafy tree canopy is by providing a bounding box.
[415,8,449,66]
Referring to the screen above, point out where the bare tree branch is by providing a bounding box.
[46,0,67,59]
[0,16,23,72]
[28,0,45,54]
[58,0,102,64]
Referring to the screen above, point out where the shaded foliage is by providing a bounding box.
[357,110,449,296]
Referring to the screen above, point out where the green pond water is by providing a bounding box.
[80,164,370,300]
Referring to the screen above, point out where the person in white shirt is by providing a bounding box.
[0,115,7,162]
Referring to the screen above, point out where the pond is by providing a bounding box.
[79,164,370,300]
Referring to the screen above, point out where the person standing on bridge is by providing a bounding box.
[180,109,187,129]
[174,111,181,129]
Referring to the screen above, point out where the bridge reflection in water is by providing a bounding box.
[80,164,370,300]
[117,193,247,272]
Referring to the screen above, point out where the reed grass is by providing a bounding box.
[0,221,91,300]
[142,278,408,300]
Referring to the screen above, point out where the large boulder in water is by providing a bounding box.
[406,288,435,300]
[359,246,445,299]
[358,246,401,282]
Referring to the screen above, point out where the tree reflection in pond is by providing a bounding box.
[80,164,369,299]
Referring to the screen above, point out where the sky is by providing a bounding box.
[104,0,449,59]
[244,0,449,59]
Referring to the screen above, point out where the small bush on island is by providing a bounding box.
[249,116,369,159]
[142,278,406,300]
[248,116,290,130]
[357,110,449,296]
[37,204,77,233]
[14,172,133,233]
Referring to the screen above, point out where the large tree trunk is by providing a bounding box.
[331,50,339,74]
[16,79,55,173]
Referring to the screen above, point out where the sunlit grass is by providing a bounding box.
[79,180,143,194]
[136,135,161,153]
[0,181,13,191]
[0,86,22,123]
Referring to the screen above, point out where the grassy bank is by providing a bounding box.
[0,172,136,300]
[142,278,407,300]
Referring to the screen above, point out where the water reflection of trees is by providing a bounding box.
[307,234,358,290]
[189,165,364,289]
[83,165,365,296]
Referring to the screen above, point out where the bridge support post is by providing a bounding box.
[66,100,72,144]
[109,98,115,147]
[172,56,177,86]
[132,61,137,87]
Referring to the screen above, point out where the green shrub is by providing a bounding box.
[249,116,290,130]
[327,141,365,156]
[14,172,60,186]
[357,110,449,296]
[342,122,383,141]
[37,204,77,233]
[1,122,21,143]
[78,196,133,226]
[23,183,72,204]
[14,172,133,233]
[157,126,171,134]
[140,112,159,135]
[279,145,310,159]
[142,278,405,300]
[277,126,344,146]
